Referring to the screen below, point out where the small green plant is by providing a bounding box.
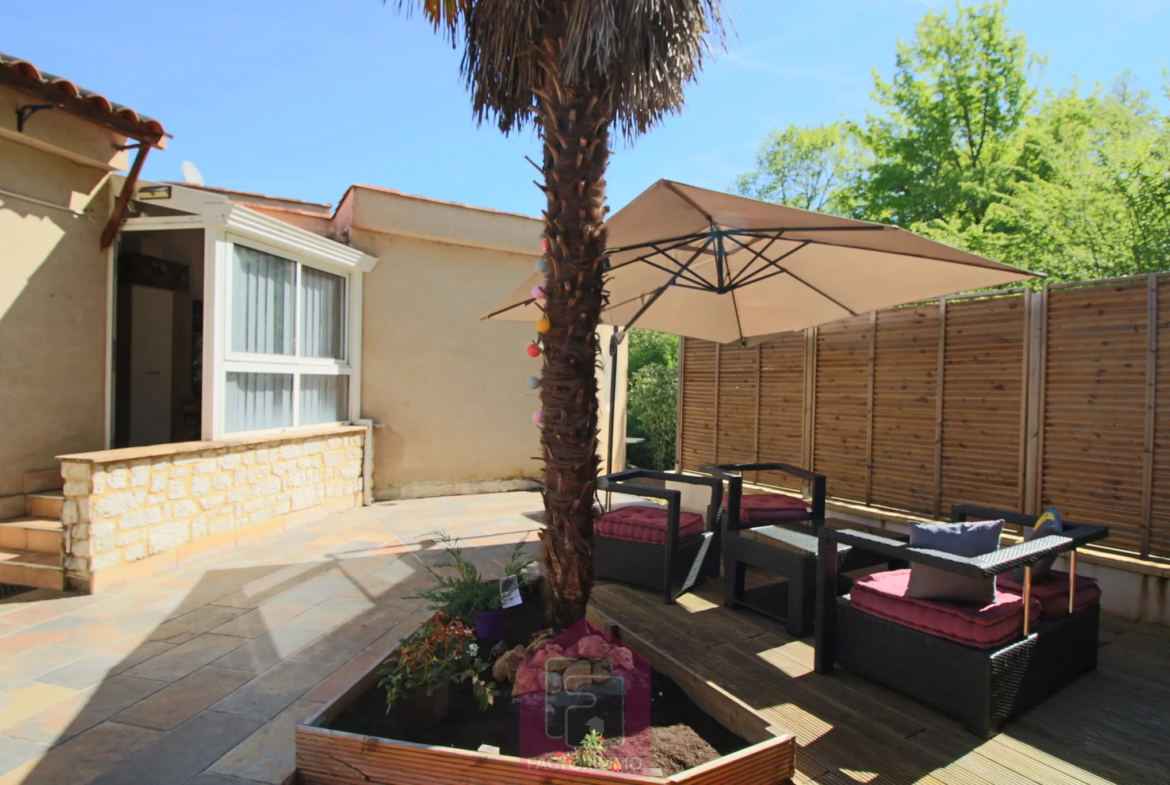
[378,612,499,712]
[551,730,621,772]
[408,533,536,622]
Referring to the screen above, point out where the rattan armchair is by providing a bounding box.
[814,510,1108,737]
[701,462,826,532]
[595,469,723,604]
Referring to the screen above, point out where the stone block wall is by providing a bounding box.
[59,425,365,592]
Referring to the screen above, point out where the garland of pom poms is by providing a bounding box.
[529,243,548,426]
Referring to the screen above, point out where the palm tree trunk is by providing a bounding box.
[534,3,612,630]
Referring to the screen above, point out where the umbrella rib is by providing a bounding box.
[731,288,745,346]
[783,268,859,317]
[731,241,812,289]
[663,181,714,223]
[724,232,784,288]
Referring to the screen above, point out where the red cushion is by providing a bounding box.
[996,570,1101,619]
[724,493,813,523]
[850,569,1041,649]
[596,506,704,545]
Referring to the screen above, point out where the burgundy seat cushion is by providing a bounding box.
[850,569,1041,649]
[996,570,1101,619]
[723,493,813,523]
[596,506,704,546]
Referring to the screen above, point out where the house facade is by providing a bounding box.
[0,53,625,593]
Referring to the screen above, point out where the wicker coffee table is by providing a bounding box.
[724,517,902,638]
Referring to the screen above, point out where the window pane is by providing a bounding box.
[232,245,295,355]
[300,267,346,359]
[226,372,292,433]
[299,375,349,425]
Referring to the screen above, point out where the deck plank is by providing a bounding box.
[589,582,1169,785]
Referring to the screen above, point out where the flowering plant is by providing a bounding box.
[551,730,622,772]
[379,612,500,711]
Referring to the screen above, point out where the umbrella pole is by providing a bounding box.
[605,329,621,510]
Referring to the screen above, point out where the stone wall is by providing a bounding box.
[59,426,366,592]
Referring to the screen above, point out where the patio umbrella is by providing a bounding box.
[484,179,1037,472]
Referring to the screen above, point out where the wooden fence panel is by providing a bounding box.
[756,333,806,490]
[869,306,940,514]
[813,315,871,501]
[939,295,1028,515]
[1151,278,1170,557]
[1041,281,1149,553]
[715,344,759,468]
[679,339,717,472]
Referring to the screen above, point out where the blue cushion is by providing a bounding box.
[906,520,1005,604]
[1012,508,1064,582]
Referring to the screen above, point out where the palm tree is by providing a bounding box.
[397,0,726,629]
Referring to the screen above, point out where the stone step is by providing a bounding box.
[0,517,64,553]
[23,468,63,495]
[27,491,64,519]
[0,548,63,590]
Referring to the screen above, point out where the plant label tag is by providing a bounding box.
[500,575,522,609]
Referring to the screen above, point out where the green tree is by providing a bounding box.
[855,0,1042,231]
[396,0,726,628]
[732,121,865,214]
[625,330,678,470]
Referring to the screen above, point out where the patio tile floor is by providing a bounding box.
[0,491,543,785]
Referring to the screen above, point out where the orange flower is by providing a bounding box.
[610,761,622,772]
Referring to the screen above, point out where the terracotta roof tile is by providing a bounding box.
[0,51,167,144]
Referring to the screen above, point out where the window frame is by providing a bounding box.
[208,229,364,439]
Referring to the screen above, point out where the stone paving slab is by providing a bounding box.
[0,491,542,784]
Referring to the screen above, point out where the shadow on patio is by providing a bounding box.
[0,494,543,785]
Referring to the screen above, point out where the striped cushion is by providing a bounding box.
[724,492,813,523]
[596,506,704,545]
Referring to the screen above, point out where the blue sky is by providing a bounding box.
[5,0,1167,215]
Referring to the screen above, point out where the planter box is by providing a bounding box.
[296,617,796,785]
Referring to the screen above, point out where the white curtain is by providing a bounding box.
[232,245,295,355]
[300,375,348,425]
[226,373,292,433]
[300,267,346,359]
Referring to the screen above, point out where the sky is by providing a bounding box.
[4,0,1168,216]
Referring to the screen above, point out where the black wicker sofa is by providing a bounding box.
[595,469,723,604]
[814,504,1108,738]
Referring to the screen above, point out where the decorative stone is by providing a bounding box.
[545,671,564,695]
[592,659,612,684]
[563,659,593,692]
[546,656,573,673]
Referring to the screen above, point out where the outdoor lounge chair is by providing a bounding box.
[702,462,826,530]
[595,469,723,604]
[814,504,1108,737]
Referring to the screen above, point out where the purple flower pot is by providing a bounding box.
[474,608,506,641]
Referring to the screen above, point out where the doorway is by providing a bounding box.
[113,230,205,448]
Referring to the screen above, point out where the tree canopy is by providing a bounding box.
[734,0,1170,284]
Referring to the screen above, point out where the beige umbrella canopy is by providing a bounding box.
[484,179,1036,343]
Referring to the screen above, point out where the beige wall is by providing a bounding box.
[0,113,116,497]
[354,228,546,498]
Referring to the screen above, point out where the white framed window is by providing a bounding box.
[219,237,353,435]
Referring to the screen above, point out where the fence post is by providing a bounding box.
[1032,286,1051,514]
[753,344,762,484]
[803,327,818,472]
[865,310,877,506]
[713,342,721,464]
[1141,274,1158,557]
[676,335,685,471]
[1016,289,1032,514]
[933,298,947,517]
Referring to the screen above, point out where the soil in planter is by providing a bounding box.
[328,586,749,777]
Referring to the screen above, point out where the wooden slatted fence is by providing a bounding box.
[677,277,1170,559]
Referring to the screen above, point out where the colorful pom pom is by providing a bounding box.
[532,410,543,425]
[526,376,540,390]
[536,318,550,333]
[527,343,541,358]
[531,285,545,300]
[535,259,548,274]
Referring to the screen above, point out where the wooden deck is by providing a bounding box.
[589,582,1170,785]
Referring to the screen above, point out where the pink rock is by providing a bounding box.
[609,646,634,671]
[514,665,542,696]
[576,635,608,658]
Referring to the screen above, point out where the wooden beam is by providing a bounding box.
[752,344,762,484]
[713,342,721,463]
[1034,286,1051,511]
[803,327,818,472]
[932,298,947,517]
[1141,274,1158,557]
[1023,289,1045,515]
[865,310,877,506]
[101,143,150,249]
